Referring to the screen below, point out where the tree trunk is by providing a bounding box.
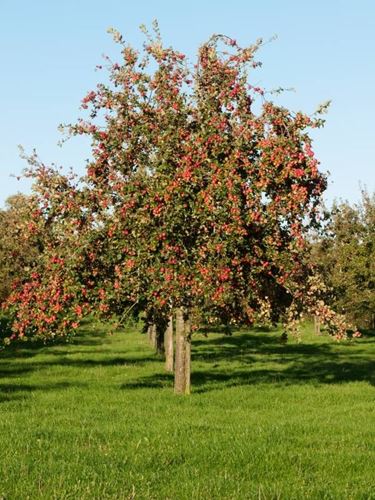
[155,325,164,356]
[314,315,321,335]
[164,315,174,373]
[174,308,191,395]
[184,315,191,395]
[149,323,157,348]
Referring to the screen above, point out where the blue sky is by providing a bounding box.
[1,0,374,207]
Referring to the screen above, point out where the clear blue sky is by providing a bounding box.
[1,0,374,207]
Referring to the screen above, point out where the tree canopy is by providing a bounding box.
[2,23,355,354]
[0,193,41,304]
[312,190,374,329]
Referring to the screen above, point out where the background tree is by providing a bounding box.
[0,193,41,304]
[3,163,97,343]
[312,189,375,330]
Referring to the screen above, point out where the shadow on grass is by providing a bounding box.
[0,327,109,359]
[121,373,174,390]
[190,360,375,393]
[0,325,149,401]
[39,355,162,369]
[0,352,161,378]
[121,332,375,393]
[0,381,84,392]
[1,331,160,382]
[0,381,88,404]
[2,324,375,395]
[0,365,35,378]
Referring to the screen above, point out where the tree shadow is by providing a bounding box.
[121,373,174,390]
[0,381,88,404]
[194,332,375,391]
[38,355,162,369]
[0,394,25,403]
[190,358,375,393]
[0,353,161,379]
[2,324,374,395]
[0,325,152,381]
[121,332,375,392]
[0,328,110,360]
[192,332,334,364]
[0,365,35,378]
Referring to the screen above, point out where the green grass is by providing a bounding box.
[0,322,374,499]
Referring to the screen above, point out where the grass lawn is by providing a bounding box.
[0,322,374,499]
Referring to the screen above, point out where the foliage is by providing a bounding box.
[3,23,354,343]
[312,189,375,329]
[2,165,94,342]
[0,193,41,304]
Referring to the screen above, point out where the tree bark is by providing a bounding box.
[174,307,191,395]
[164,315,174,372]
[155,325,164,355]
[314,315,321,335]
[184,315,191,395]
[174,308,186,394]
[149,323,157,348]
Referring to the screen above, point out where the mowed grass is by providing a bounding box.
[0,322,374,500]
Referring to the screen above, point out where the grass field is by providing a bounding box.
[0,321,374,499]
